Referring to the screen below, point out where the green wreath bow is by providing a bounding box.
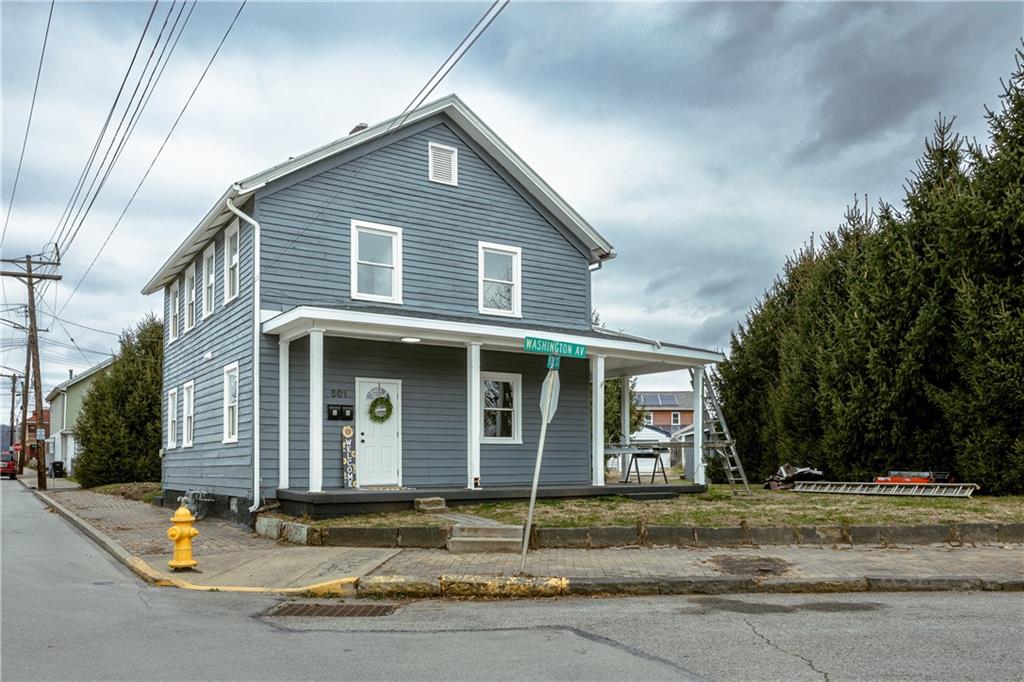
[368,395,393,423]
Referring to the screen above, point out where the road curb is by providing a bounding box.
[32,489,358,597]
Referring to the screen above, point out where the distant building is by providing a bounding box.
[46,359,114,474]
[16,409,50,463]
[636,391,694,432]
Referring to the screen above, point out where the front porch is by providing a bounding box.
[276,481,706,518]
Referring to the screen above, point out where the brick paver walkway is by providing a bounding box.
[371,544,1024,580]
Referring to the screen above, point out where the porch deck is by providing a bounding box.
[276,482,707,518]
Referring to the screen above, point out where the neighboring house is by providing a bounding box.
[637,391,694,431]
[45,359,114,474]
[16,409,50,461]
[141,94,723,519]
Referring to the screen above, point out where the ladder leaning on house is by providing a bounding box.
[689,367,751,495]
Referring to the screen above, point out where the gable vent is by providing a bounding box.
[428,142,458,186]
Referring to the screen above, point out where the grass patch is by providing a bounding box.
[466,486,1024,528]
[90,482,162,504]
[264,509,452,529]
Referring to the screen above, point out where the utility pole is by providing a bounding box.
[2,254,61,490]
[20,317,30,476]
[1,373,21,453]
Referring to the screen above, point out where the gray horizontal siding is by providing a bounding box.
[256,116,592,331]
[162,212,255,499]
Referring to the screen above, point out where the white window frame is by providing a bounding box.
[222,362,239,444]
[168,280,180,342]
[350,219,403,304]
[427,141,458,186]
[184,263,197,332]
[478,241,522,318]
[223,220,240,305]
[644,412,654,426]
[167,388,178,449]
[182,381,195,448]
[480,371,522,444]
[671,411,680,426]
[202,243,216,319]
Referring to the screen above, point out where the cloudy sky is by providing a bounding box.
[1,0,1021,409]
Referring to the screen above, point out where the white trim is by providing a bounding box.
[350,219,403,304]
[308,328,324,493]
[466,342,481,488]
[692,366,705,485]
[166,388,178,449]
[202,243,216,319]
[262,306,725,367]
[477,241,522,318]
[168,280,180,343]
[278,339,290,489]
[223,219,240,305]
[184,263,197,332]
[355,377,403,487]
[222,362,239,444]
[591,355,605,485]
[480,371,522,444]
[428,141,458,186]
[182,381,195,448]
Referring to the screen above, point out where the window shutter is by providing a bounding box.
[428,143,457,185]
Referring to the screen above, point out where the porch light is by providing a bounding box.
[400,337,421,343]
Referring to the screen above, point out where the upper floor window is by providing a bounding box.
[202,243,216,319]
[671,411,680,426]
[184,264,197,332]
[169,280,180,342]
[428,142,458,186]
[167,388,178,449]
[182,381,195,447]
[351,220,402,304]
[223,362,239,444]
[643,412,653,426]
[224,221,240,304]
[478,242,522,317]
[481,371,522,444]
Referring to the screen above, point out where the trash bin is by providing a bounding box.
[49,461,65,478]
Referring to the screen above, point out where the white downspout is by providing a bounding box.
[226,197,262,514]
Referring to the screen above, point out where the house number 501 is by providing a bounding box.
[330,389,350,398]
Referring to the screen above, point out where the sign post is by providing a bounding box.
[519,337,585,574]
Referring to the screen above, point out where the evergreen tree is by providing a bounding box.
[74,315,163,488]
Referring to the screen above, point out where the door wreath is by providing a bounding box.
[368,394,393,423]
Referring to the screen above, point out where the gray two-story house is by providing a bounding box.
[143,95,722,520]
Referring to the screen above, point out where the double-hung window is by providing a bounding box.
[167,388,178,449]
[184,264,196,332]
[222,362,239,444]
[478,242,522,317]
[169,281,180,342]
[202,243,216,318]
[182,381,195,447]
[671,412,680,426]
[351,220,402,304]
[480,371,522,443]
[644,412,654,426]
[224,221,239,304]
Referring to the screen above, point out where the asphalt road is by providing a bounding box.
[3,482,1022,681]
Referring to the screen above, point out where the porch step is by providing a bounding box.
[447,536,522,554]
[451,524,523,539]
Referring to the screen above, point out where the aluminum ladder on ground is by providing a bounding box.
[792,481,980,498]
[689,368,751,495]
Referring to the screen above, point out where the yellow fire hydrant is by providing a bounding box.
[166,504,199,571]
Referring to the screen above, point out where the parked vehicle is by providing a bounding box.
[1,452,17,480]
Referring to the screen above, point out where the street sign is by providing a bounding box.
[539,370,560,424]
[523,337,587,359]
[36,428,45,441]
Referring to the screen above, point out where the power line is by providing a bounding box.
[257,0,509,280]
[0,0,56,249]
[56,0,247,318]
[47,315,120,338]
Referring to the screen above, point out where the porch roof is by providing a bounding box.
[261,305,724,377]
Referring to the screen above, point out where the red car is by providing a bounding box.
[1,452,16,480]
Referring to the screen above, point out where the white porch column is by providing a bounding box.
[591,354,606,486]
[692,365,706,485]
[620,376,631,445]
[278,339,290,490]
[309,328,324,493]
[466,342,481,488]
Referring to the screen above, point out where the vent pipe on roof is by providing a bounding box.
[349,122,368,135]
[69,369,74,380]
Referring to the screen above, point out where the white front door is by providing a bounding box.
[355,378,401,486]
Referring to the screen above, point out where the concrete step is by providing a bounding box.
[452,524,524,539]
[447,536,523,554]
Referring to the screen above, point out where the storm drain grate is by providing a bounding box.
[269,603,398,618]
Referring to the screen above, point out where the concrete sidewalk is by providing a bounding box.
[29,484,1024,599]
